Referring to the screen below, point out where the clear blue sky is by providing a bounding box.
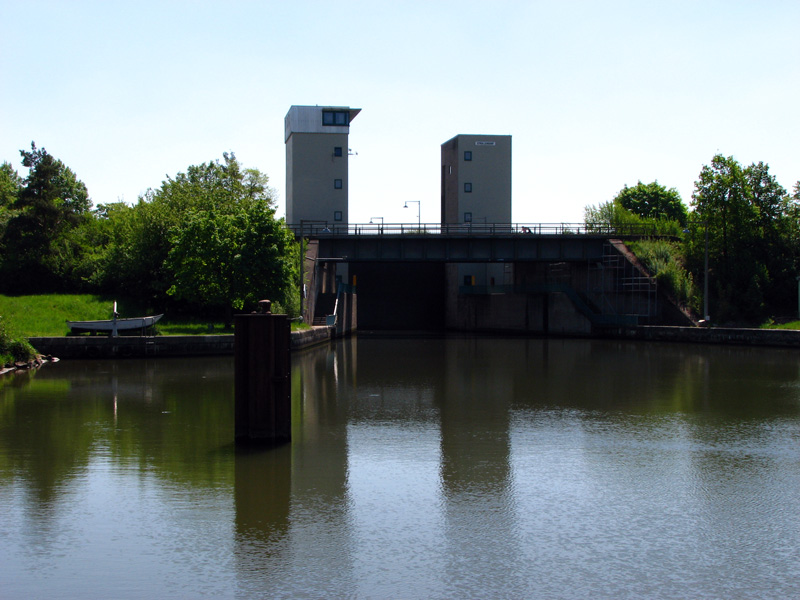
[2,0,798,224]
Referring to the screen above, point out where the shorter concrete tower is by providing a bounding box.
[441,134,511,225]
[441,134,513,300]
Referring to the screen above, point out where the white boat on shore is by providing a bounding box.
[67,303,163,336]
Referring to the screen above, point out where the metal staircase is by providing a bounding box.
[586,243,658,325]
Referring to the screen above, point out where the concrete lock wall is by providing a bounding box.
[448,290,592,335]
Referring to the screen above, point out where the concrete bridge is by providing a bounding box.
[291,223,693,334]
[290,222,663,263]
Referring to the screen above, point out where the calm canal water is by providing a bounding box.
[2,336,800,599]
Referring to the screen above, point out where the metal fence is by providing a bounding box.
[288,222,663,237]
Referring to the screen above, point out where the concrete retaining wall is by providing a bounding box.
[290,326,334,350]
[30,326,337,359]
[30,323,800,360]
[599,325,800,348]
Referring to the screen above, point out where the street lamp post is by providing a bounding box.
[703,221,709,323]
[796,276,800,320]
[369,216,384,233]
[298,219,309,321]
[685,220,710,324]
[403,201,420,229]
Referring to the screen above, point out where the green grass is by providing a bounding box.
[157,316,309,334]
[0,294,122,337]
[0,294,311,338]
[157,321,232,335]
[760,320,800,330]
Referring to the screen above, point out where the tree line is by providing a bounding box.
[3,142,798,327]
[0,143,299,324]
[585,155,800,324]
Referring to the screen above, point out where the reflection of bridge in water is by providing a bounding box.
[292,223,693,332]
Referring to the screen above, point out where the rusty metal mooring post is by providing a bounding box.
[234,303,291,445]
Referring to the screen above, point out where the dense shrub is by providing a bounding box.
[627,239,696,311]
[0,316,36,365]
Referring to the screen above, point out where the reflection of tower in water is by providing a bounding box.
[437,337,523,594]
[233,339,356,595]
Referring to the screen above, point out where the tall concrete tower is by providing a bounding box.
[285,105,360,229]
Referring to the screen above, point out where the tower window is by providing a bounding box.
[334,147,343,157]
[334,211,343,221]
[334,179,343,189]
[464,151,472,161]
[323,111,349,126]
[464,182,472,193]
[464,212,472,222]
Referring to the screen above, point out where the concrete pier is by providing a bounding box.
[234,312,291,445]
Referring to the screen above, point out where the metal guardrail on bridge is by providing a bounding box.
[288,222,664,237]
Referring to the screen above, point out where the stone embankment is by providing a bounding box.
[0,354,59,376]
[8,325,800,375]
[23,325,336,362]
[599,325,800,348]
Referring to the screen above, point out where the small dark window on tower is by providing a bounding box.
[334,179,343,189]
[334,147,343,157]
[464,151,472,161]
[334,211,343,221]
[464,212,472,222]
[464,182,472,193]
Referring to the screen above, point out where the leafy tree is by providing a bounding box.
[0,161,21,208]
[0,143,93,293]
[614,181,687,226]
[585,199,644,231]
[0,162,22,256]
[154,152,275,215]
[689,154,798,323]
[94,193,177,303]
[166,199,297,325]
[584,199,682,236]
[17,143,91,224]
[97,152,298,318]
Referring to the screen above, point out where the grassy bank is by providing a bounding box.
[0,294,308,338]
[761,320,800,330]
[0,294,139,337]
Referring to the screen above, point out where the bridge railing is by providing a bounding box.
[287,222,662,237]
